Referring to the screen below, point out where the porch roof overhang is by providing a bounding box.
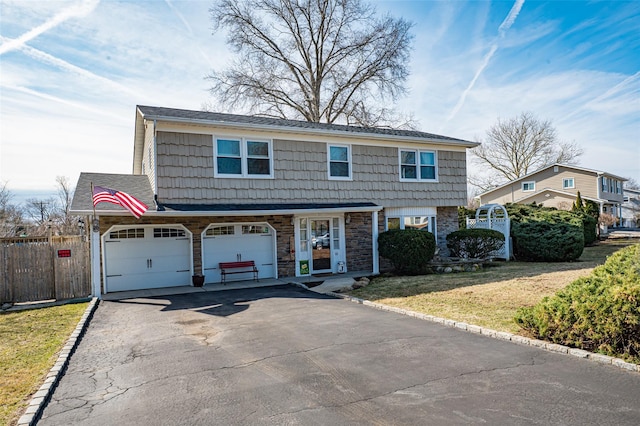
[73,202,382,217]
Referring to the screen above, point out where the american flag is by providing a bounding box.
[92,186,148,219]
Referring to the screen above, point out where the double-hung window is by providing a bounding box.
[399,149,437,181]
[214,137,273,178]
[522,181,535,192]
[563,178,575,189]
[328,144,351,180]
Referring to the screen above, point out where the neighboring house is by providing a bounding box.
[477,164,627,222]
[70,106,477,296]
[621,188,640,228]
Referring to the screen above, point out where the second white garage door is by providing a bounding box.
[202,223,276,283]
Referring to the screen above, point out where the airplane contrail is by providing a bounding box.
[0,0,100,55]
[445,0,525,124]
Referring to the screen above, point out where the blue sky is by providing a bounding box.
[1,0,638,203]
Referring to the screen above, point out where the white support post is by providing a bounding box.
[372,211,379,275]
[90,217,102,299]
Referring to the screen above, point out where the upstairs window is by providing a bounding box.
[399,149,438,181]
[328,144,351,180]
[563,178,575,189]
[522,181,535,192]
[214,137,273,178]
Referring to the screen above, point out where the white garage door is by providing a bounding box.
[104,226,192,293]
[202,223,276,283]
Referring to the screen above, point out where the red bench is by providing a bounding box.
[219,261,259,284]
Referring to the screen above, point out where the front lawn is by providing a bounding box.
[0,302,88,426]
[348,239,636,334]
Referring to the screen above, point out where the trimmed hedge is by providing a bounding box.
[446,228,505,259]
[515,244,640,363]
[378,229,436,275]
[512,221,584,262]
[578,213,598,246]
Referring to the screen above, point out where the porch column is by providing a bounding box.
[372,211,379,274]
[618,204,622,228]
[91,216,102,299]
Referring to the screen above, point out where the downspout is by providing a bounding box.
[153,119,159,201]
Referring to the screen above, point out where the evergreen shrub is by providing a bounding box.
[515,244,640,363]
[378,229,436,275]
[446,228,505,259]
[512,220,584,261]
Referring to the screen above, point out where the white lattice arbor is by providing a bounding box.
[466,204,511,260]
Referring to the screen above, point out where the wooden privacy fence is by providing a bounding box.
[0,240,91,304]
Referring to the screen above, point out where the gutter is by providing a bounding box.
[71,205,384,217]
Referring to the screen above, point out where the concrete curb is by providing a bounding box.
[304,286,639,375]
[17,298,100,426]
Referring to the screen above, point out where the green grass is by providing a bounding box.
[0,302,88,426]
[348,239,637,334]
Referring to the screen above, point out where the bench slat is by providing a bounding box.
[219,260,259,284]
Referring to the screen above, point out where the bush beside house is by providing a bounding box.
[515,244,640,363]
[446,228,505,259]
[378,229,436,275]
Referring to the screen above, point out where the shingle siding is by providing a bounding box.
[155,131,468,207]
[480,165,625,206]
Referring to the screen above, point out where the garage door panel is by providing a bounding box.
[202,225,276,283]
[104,227,192,293]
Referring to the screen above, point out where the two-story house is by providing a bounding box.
[477,164,627,221]
[70,106,478,296]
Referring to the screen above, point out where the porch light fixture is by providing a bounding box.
[345,214,351,224]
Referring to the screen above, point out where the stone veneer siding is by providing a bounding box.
[344,212,374,273]
[98,212,377,289]
[436,206,459,257]
[99,215,296,281]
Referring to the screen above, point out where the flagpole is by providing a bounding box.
[91,182,97,217]
[90,182,99,233]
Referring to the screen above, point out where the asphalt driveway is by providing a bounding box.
[40,285,640,425]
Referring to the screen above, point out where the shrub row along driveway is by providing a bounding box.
[40,285,640,425]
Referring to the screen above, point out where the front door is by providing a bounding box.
[311,219,332,272]
[297,217,345,275]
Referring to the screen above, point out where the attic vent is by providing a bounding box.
[553,166,559,172]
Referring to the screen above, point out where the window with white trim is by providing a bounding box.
[399,149,437,181]
[385,216,437,238]
[214,137,273,178]
[522,181,535,192]
[328,144,351,179]
[563,178,575,189]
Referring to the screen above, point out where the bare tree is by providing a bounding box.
[24,198,57,235]
[52,175,81,234]
[208,0,414,127]
[471,112,583,191]
[0,181,25,237]
[625,178,640,190]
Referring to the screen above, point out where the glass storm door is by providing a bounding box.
[311,219,332,272]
